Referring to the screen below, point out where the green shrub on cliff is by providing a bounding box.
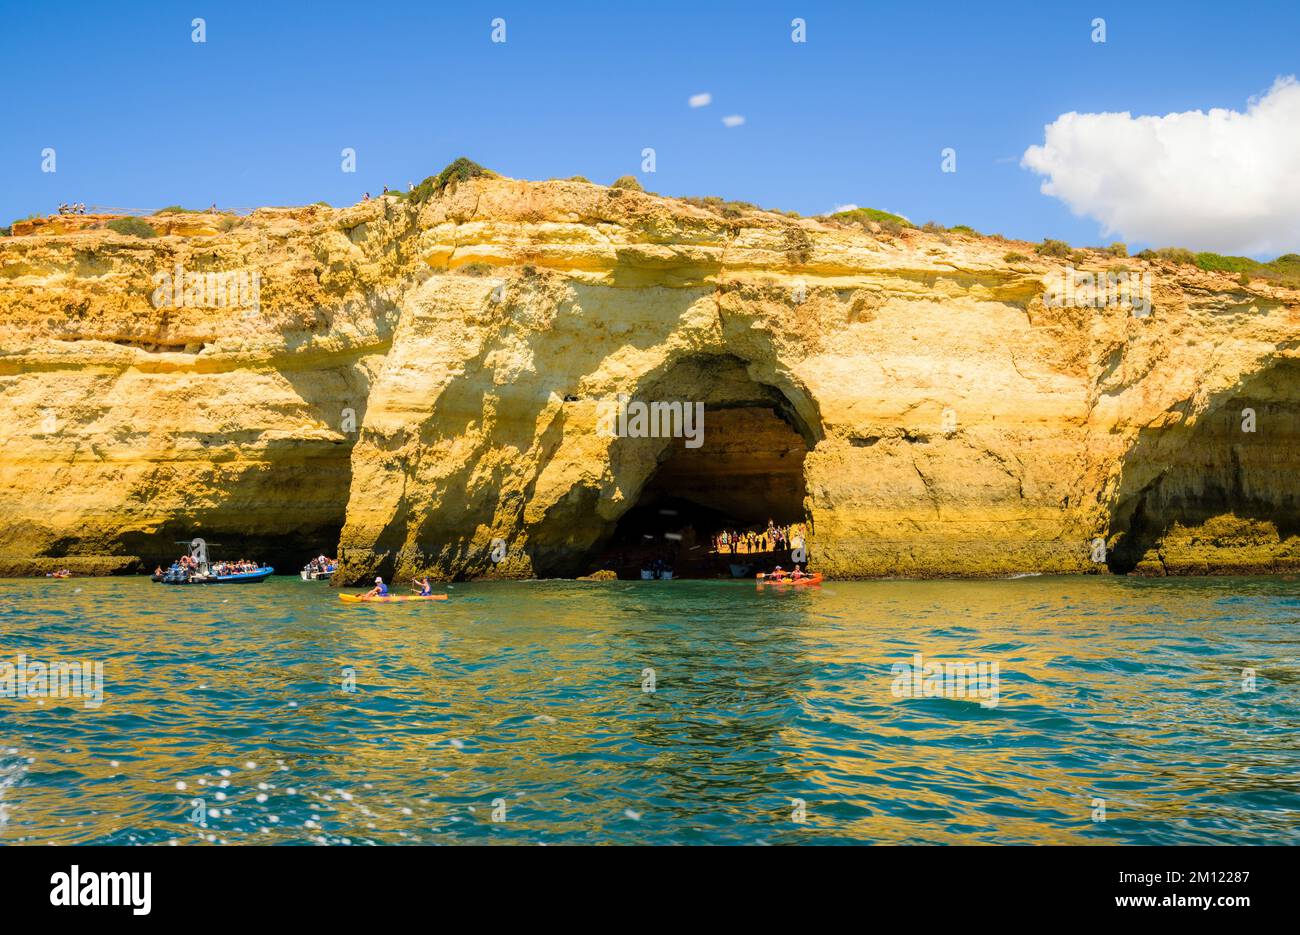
[1134,246,1197,266]
[152,205,200,215]
[1154,247,1196,265]
[1003,252,1030,262]
[829,206,914,229]
[1125,247,1298,286]
[678,195,773,218]
[106,217,157,238]
[1252,253,1300,289]
[1194,252,1255,273]
[719,200,757,218]
[1035,238,1071,259]
[409,157,492,205]
[611,175,644,191]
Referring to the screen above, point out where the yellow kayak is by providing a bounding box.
[339,593,448,603]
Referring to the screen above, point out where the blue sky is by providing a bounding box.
[2,0,1296,252]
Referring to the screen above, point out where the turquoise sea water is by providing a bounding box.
[0,575,1296,845]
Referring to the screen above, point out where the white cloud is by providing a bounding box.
[721,115,745,128]
[688,92,712,108]
[1021,77,1300,255]
[833,203,859,213]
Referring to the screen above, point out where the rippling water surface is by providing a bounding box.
[0,575,1297,845]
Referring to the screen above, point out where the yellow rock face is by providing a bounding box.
[2,179,1298,580]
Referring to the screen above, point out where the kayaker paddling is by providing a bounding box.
[338,592,448,603]
[340,577,448,603]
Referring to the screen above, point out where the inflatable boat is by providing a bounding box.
[158,567,274,584]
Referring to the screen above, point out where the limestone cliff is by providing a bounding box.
[1,178,1297,580]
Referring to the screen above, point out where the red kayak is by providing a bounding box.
[756,573,823,586]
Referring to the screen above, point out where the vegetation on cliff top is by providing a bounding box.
[828,206,913,229]
[106,217,157,238]
[5,169,1298,291]
[1014,237,1298,286]
[675,195,800,220]
[1127,247,1300,287]
[1036,238,1072,259]
[409,157,493,205]
[3,213,39,235]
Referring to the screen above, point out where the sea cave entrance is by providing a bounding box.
[1107,358,1300,574]
[575,355,820,579]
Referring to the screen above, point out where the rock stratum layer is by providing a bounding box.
[2,178,1298,581]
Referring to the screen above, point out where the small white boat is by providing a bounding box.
[639,569,655,580]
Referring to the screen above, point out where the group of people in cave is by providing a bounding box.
[712,520,810,556]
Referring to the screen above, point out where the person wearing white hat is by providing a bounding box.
[365,576,389,598]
